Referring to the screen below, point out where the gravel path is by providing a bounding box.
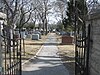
[22,33,69,75]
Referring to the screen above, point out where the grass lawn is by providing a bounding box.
[21,35,48,63]
[2,35,48,64]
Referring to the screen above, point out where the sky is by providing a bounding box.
[47,6,62,24]
[48,13,62,24]
[47,0,67,24]
[35,0,68,24]
[48,0,58,24]
[48,0,100,24]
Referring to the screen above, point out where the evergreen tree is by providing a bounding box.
[63,0,88,31]
[63,0,74,31]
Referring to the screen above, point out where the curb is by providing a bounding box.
[22,45,44,65]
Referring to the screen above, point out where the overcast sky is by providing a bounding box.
[48,0,58,24]
[48,0,67,24]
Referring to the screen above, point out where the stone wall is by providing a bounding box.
[87,12,100,75]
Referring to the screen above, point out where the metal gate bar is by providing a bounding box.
[74,0,91,75]
[75,24,90,75]
[1,25,22,75]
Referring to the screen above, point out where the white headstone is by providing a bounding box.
[32,34,39,40]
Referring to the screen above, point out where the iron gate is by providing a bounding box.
[75,24,90,75]
[1,24,22,75]
[75,1,91,75]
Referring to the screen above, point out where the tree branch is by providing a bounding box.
[3,0,13,14]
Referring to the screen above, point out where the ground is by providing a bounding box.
[21,35,48,63]
[22,33,69,75]
[58,44,75,75]
[22,33,75,75]
[56,35,75,75]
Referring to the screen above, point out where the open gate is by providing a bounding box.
[1,24,22,75]
[75,24,90,75]
[75,1,91,75]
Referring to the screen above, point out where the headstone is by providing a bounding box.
[21,31,26,39]
[38,33,41,39]
[32,34,39,40]
[15,30,19,38]
[34,31,41,39]
[26,34,32,39]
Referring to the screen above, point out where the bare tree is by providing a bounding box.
[53,0,65,20]
[17,0,35,29]
[3,0,19,26]
[3,0,36,55]
[3,0,35,28]
[32,0,52,34]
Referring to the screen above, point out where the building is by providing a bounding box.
[86,8,100,75]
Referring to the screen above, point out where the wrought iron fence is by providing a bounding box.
[1,24,23,75]
[75,24,90,75]
[74,0,91,75]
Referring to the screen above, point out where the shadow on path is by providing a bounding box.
[22,64,67,75]
[22,55,69,75]
[22,33,69,75]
